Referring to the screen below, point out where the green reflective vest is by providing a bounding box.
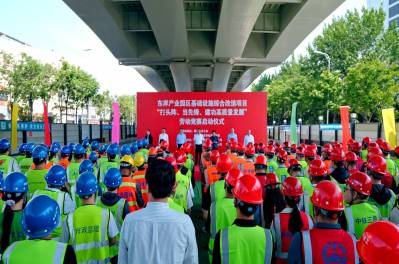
[15,155,25,164]
[344,202,380,239]
[99,161,119,183]
[19,157,33,174]
[96,197,125,258]
[209,197,236,263]
[267,160,278,173]
[32,189,68,238]
[0,155,16,176]
[386,157,397,181]
[184,157,194,171]
[276,165,288,183]
[3,239,67,264]
[67,205,110,264]
[26,169,48,198]
[0,210,25,253]
[97,156,108,170]
[66,162,81,186]
[368,188,397,220]
[298,160,308,177]
[361,149,368,162]
[50,157,59,164]
[210,180,226,203]
[173,171,190,211]
[168,198,184,213]
[220,224,273,264]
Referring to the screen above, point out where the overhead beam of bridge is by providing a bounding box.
[133,66,169,92]
[170,63,192,92]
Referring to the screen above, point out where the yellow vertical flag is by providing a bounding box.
[382,108,397,147]
[11,103,19,150]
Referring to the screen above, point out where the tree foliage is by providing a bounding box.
[117,95,136,124]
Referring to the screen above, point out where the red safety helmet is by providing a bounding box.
[308,159,328,177]
[277,149,288,161]
[288,159,302,170]
[210,150,220,163]
[266,145,275,154]
[362,137,372,145]
[181,142,191,153]
[345,151,358,162]
[296,146,305,155]
[245,144,255,156]
[357,221,399,264]
[257,143,265,152]
[311,180,344,211]
[216,154,233,173]
[375,138,384,147]
[236,143,245,153]
[310,143,318,151]
[265,172,280,186]
[230,142,238,151]
[304,146,316,157]
[379,141,391,152]
[225,168,243,187]
[160,141,169,150]
[291,144,297,153]
[321,143,333,153]
[350,141,362,152]
[395,146,399,155]
[148,147,157,157]
[283,141,291,149]
[233,174,263,204]
[367,146,383,160]
[366,155,387,176]
[203,139,212,150]
[330,149,345,161]
[173,150,187,165]
[282,177,303,197]
[369,142,379,149]
[254,155,267,166]
[164,156,178,172]
[347,171,372,196]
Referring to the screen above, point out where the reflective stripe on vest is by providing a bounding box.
[211,184,216,204]
[346,207,355,236]
[2,241,18,263]
[210,201,217,239]
[350,233,359,263]
[53,242,66,264]
[273,214,287,259]
[221,228,272,264]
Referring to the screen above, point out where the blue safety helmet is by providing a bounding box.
[120,144,131,156]
[91,141,99,151]
[45,165,67,187]
[137,140,143,149]
[22,195,60,239]
[76,172,98,196]
[130,143,138,154]
[49,144,60,154]
[0,138,11,151]
[143,138,149,146]
[107,143,119,155]
[32,145,49,160]
[53,142,61,148]
[82,138,90,148]
[89,152,98,163]
[61,146,71,155]
[79,159,94,174]
[26,143,36,154]
[3,172,28,193]
[19,143,28,153]
[104,168,122,188]
[73,144,86,155]
[98,144,108,155]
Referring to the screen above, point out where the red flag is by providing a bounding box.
[340,106,351,152]
[43,102,51,146]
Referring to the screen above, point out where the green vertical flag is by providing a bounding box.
[290,102,298,144]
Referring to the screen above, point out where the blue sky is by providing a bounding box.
[0,0,367,93]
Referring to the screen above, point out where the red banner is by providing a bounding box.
[137,92,267,152]
[340,106,351,152]
[43,102,51,146]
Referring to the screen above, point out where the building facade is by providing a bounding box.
[368,0,399,28]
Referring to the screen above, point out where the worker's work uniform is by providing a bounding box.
[276,164,288,183]
[117,177,143,212]
[344,202,380,238]
[132,169,148,204]
[368,183,396,220]
[26,169,48,199]
[0,155,20,176]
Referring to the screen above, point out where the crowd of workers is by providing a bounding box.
[0,134,398,263]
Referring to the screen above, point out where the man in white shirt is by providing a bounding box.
[176,128,187,149]
[158,128,169,144]
[243,129,255,146]
[227,127,238,143]
[193,128,204,165]
[119,159,198,264]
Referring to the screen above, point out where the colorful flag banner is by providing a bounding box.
[290,102,298,144]
[111,102,120,144]
[43,102,51,146]
[11,103,19,150]
[340,106,350,152]
[382,108,397,147]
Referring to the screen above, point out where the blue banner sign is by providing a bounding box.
[320,124,342,131]
[280,125,291,131]
[0,121,44,131]
[103,124,112,130]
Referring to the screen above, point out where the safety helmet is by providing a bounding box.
[68,143,76,150]
[367,146,383,160]
[49,144,60,154]
[82,139,90,149]
[3,172,28,193]
[26,143,36,154]
[130,143,138,154]
[236,143,245,153]
[60,146,71,155]
[104,168,122,188]
[311,180,344,211]
[210,150,220,163]
[379,141,391,153]
[19,143,27,153]
[233,174,263,204]
[91,141,99,151]
[120,144,132,156]
[308,159,328,177]
[76,172,98,196]
[32,145,48,160]
[350,141,362,152]
[142,138,149,146]
[255,155,267,167]
[395,146,399,155]
[133,154,145,167]
[216,154,233,173]
[181,142,191,153]
[73,144,86,155]
[304,146,316,157]
[366,155,387,176]
[282,177,303,197]
[347,172,372,196]
[375,138,384,147]
[45,165,67,186]
[265,172,280,186]
[164,156,178,173]
[22,195,60,239]
[0,138,11,151]
[330,149,345,161]
[356,221,399,264]
[288,159,302,171]
[107,143,120,155]
[79,159,94,174]
[257,143,265,153]
[245,144,255,156]
[174,150,187,165]
[283,141,291,149]
[203,139,212,150]
[321,143,332,153]
[98,144,107,154]
[310,143,318,151]
[362,137,372,145]
[89,152,98,163]
[277,149,288,161]
[291,144,297,152]
[266,145,275,155]
[148,147,157,157]
[160,141,169,151]
[345,151,358,162]
[120,155,134,167]
[137,140,143,149]
[225,168,243,187]
[230,142,238,152]
[296,146,305,156]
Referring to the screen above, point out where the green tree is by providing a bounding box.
[117,95,136,124]
[251,74,273,92]
[93,90,113,121]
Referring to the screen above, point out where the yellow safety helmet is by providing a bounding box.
[120,155,134,167]
[133,154,145,167]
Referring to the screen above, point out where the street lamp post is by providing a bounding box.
[298,118,303,143]
[314,50,331,124]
